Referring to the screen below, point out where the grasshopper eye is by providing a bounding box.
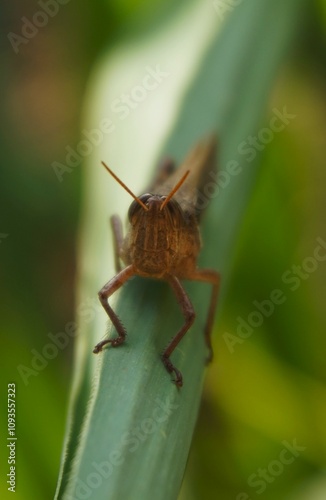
[128,193,151,220]
[161,198,180,213]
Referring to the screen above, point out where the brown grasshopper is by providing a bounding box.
[93,136,220,387]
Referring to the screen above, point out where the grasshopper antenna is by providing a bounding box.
[101,161,149,211]
[160,170,190,210]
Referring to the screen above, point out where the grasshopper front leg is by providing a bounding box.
[161,275,196,387]
[161,269,220,386]
[93,265,135,353]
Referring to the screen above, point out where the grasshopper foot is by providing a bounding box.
[162,355,183,387]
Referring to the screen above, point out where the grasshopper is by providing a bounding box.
[93,136,220,387]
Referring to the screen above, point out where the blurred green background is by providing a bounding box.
[1,0,326,499]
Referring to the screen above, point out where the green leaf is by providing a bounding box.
[56,0,308,498]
